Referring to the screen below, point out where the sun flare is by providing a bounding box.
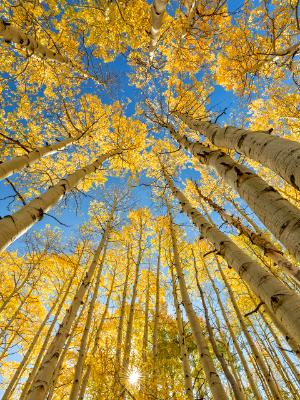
[128,368,141,386]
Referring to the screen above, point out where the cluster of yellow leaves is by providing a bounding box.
[215,0,299,94]
[80,0,150,63]
[248,87,300,141]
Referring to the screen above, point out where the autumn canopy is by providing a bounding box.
[0,0,300,399]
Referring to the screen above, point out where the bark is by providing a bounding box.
[0,149,119,252]
[195,183,300,282]
[164,121,300,263]
[216,258,283,399]
[250,314,299,397]
[78,271,116,400]
[167,202,228,400]
[193,258,246,400]
[176,111,300,191]
[46,295,90,400]
[0,136,75,181]
[152,232,161,388]
[115,246,131,367]
[243,340,273,399]
[207,297,247,395]
[205,264,263,399]
[162,167,300,349]
[0,19,67,63]
[0,20,106,85]
[142,268,150,364]
[170,267,194,400]
[26,228,110,400]
[258,310,300,385]
[223,194,261,233]
[122,247,142,374]
[263,304,300,360]
[68,239,109,400]
[149,0,168,60]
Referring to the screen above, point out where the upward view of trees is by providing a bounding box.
[0,0,299,399]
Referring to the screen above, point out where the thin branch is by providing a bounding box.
[244,301,264,317]
[5,178,26,205]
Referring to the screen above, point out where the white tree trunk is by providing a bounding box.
[263,305,300,360]
[46,294,90,400]
[142,269,150,364]
[196,185,300,282]
[149,0,168,60]
[167,203,228,400]
[78,270,116,400]
[176,111,300,190]
[194,259,246,400]
[122,252,141,373]
[170,267,194,400]
[216,258,283,399]
[115,247,131,367]
[163,169,300,349]
[166,122,300,263]
[0,137,75,181]
[0,149,119,253]
[206,265,263,399]
[152,232,161,391]
[0,19,67,63]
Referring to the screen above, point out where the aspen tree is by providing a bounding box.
[122,248,141,374]
[193,259,246,400]
[170,266,194,400]
[115,245,131,367]
[176,111,300,191]
[194,182,300,282]
[257,310,300,384]
[46,294,90,400]
[142,267,150,364]
[26,221,112,400]
[204,260,263,399]
[243,284,300,381]
[215,257,283,399]
[223,194,261,234]
[0,135,80,181]
[122,209,150,379]
[162,168,300,347]
[152,227,162,389]
[0,19,68,63]
[206,296,247,395]
[161,119,300,262]
[166,201,228,400]
[250,312,300,397]
[78,268,116,400]
[68,242,109,400]
[262,304,300,360]
[0,149,120,252]
[149,0,168,60]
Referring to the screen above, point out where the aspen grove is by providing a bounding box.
[0,0,300,399]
